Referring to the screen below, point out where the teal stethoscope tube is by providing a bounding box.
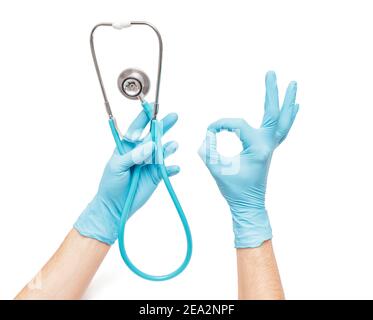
[90,21,192,280]
[109,101,193,281]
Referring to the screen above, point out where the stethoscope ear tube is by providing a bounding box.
[90,21,163,120]
[109,118,125,154]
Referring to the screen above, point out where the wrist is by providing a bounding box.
[231,208,272,248]
[74,195,120,245]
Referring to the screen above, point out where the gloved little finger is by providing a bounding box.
[277,103,299,145]
[166,165,180,177]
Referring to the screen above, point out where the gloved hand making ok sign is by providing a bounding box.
[199,71,299,248]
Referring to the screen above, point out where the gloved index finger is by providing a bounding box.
[140,112,179,145]
[157,112,179,136]
[124,103,154,141]
[208,118,253,150]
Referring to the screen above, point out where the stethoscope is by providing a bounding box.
[90,21,192,281]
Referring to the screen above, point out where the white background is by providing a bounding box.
[0,0,372,300]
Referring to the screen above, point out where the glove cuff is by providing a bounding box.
[232,208,272,248]
[73,196,120,245]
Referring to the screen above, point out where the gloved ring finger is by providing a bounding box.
[163,141,179,159]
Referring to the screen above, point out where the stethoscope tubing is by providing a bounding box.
[92,21,193,281]
[109,107,193,281]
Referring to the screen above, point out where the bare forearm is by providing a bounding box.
[16,229,110,300]
[236,240,284,300]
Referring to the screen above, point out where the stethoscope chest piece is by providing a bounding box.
[117,68,150,100]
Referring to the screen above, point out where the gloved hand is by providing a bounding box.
[74,106,180,245]
[198,71,299,248]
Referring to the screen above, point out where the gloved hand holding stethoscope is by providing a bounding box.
[74,104,183,268]
[74,21,192,281]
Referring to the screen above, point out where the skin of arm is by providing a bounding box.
[16,229,109,299]
[237,240,284,300]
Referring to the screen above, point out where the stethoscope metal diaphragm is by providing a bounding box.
[117,68,150,100]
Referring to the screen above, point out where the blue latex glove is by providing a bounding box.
[74,107,180,245]
[199,71,299,248]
